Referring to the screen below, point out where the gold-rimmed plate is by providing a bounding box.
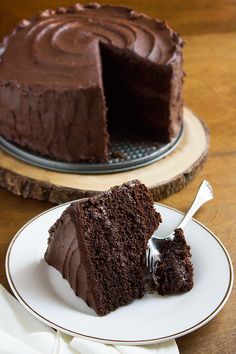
[5,202,233,345]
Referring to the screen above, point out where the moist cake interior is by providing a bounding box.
[152,228,194,295]
[78,182,159,314]
[100,43,172,142]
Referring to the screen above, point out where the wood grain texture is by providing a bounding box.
[0,0,236,36]
[0,109,209,203]
[0,2,236,354]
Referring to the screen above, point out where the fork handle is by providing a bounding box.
[175,180,213,231]
[152,180,213,241]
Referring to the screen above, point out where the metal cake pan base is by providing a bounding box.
[0,127,183,175]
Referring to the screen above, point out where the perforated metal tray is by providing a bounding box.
[0,126,183,174]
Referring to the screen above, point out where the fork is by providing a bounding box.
[146,180,214,272]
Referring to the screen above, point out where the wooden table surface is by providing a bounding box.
[0,1,235,353]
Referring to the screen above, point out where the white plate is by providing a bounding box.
[5,202,233,345]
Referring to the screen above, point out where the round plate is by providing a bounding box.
[5,202,233,345]
[0,126,183,175]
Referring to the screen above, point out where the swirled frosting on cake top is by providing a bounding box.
[0,3,183,87]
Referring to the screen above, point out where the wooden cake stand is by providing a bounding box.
[0,108,209,204]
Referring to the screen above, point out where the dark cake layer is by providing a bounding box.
[153,228,194,295]
[0,4,184,162]
[101,43,182,141]
[45,179,161,315]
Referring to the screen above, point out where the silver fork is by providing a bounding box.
[146,180,214,272]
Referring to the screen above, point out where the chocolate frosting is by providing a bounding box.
[45,203,99,312]
[0,3,182,87]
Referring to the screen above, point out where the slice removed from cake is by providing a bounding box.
[152,228,194,295]
[44,180,161,316]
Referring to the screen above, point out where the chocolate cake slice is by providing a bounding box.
[45,180,161,315]
[152,228,194,295]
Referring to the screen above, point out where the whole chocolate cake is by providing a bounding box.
[152,228,194,295]
[0,3,184,162]
[45,180,161,315]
